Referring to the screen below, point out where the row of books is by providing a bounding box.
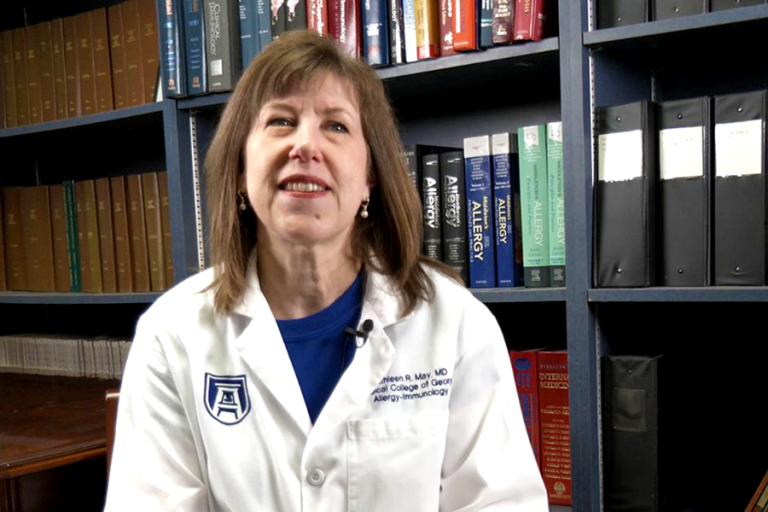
[594,90,768,288]
[597,0,764,28]
[509,348,571,506]
[0,0,160,129]
[0,334,131,380]
[157,0,555,98]
[406,122,565,288]
[0,172,174,294]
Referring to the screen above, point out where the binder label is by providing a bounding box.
[660,126,704,180]
[715,120,762,177]
[598,131,642,182]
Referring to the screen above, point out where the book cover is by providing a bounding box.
[309,0,330,35]
[76,181,93,292]
[95,178,117,293]
[0,194,6,290]
[206,0,242,93]
[256,0,274,50]
[240,0,261,70]
[492,133,518,287]
[78,180,104,292]
[49,184,72,293]
[464,135,496,288]
[91,8,115,113]
[479,0,492,48]
[538,349,571,506]
[1,31,18,127]
[518,124,550,287]
[271,0,288,40]
[108,5,130,109]
[546,121,565,287]
[389,0,406,64]
[24,25,44,125]
[50,20,67,120]
[415,0,440,60]
[452,0,476,51]
[158,0,187,97]
[62,16,81,117]
[363,0,391,66]
[110,176,134,293]
[513,0,549,41]
[19,186,56,292]
[158,171,175,286]
[63,181,82,292]
[492,0,514,44]
[286,0,309,32]
[126,174,151,292]
[36,22,57,122]
[438,0,456,56]
[338,0,362,58]
[184,0,208,95]
[75,11,97,116]
[509,348,542,465]
[122,0,146,106]
[402,0,419,61]
[422,152,443,261]
[142,172,167,291]
[1,187,27,290]
[441,151,469,284]
[12,28,30,126]
[138,0,161,102]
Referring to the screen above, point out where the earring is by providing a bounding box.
[238,191,248,212]
[360,197,370,219]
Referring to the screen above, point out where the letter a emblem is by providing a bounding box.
[204,373,251,425]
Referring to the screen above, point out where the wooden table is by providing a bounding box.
[0,373,119,512]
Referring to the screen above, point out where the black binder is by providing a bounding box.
[597,0,649,29]
[595,101,657,287]
[422,153,443,261]
[657,97,712,286]
[652,0,707,20]
[711,0,763,11]
[602,355,662,512]
[713,90,767,285]
[440,151,469,284]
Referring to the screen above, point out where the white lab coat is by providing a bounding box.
[104,254,548,512]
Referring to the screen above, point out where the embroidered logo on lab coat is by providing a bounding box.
[204,373,252,425]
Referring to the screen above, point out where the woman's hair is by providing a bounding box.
[205,30,458,317]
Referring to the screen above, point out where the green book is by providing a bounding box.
[547,121,565,287]
[517,125,550,287]
[63,181,82,292]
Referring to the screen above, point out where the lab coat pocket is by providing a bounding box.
[347,411,449,512]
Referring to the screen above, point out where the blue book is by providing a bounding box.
[362,0,390,67]
[157,0,187,97]
[492,133,521,287]
[256,0,273,50]
[239,0,261,70]
[464,135,496,288]
[184,0,207,95]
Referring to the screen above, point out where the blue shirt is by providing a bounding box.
[277,273,364,424]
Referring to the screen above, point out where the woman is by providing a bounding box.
[105,31,547,512]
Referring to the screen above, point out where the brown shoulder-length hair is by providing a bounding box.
[205,30,459,318]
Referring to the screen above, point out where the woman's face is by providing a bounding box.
[243,73,371,252]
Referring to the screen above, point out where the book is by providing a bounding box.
[19,186,56,292]
[440,151,469,284]
[49,184,72,293]
[362,0,391,66]
[62,16,81,117]
[597,0,649,29]
[745,471,768,512]
[518,124,550,287]
[12,28,30,126]
[240,0,261,70]
[256,0,273,51]
[286,0,308,32]
[513,0,549,41]
[158,172,175,286]
[271,0,288,40]
[75,11,98,116]
[509,348,542,465]
[0,193,5,290]
[464,135,496,288]
[422,152,443,261]
[492,133,519,287]
[713,90,767,286]
[206,0,241,93]
[24,25,44,125]
[452,0,476,51]
[63,181,82,292]
[108,4,130,109]
[402,0,419,61]
[492,0,515,44]
[389,0,406,64]
[76,180,104,293]
[142,172,167,291]
[479,0,493,48]
[1,31,17,127]
[50,19,67,120]
[538,349,571,506]
[1,187,27,290]
[546,121,565,287]
[652,0,706,20]
[95,178,117,293]
[126,174,151,292]
[76,181,92,292]
[110,176,134,293]
[335,0,362,58]
[36,22,57,123]
[158,0,187,97]
[90,8,114,113]
[122,0,146,106]
[415,0,440,60]
[309,0,330,35]
[184,0,208,95]
[138,0,161,103]
[439,0,456,56]
[595,101,657,287]
[658,97,712,287]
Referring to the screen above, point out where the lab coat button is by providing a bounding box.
[308,468,326,487]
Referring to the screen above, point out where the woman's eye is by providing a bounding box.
[268,118,293,127]
[329,122,348,133]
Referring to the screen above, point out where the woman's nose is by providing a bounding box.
[288,125,323,163]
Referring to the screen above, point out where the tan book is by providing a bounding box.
[1,31,17,128]
[62,16,80,118]
[137,0,160,104]
[51,19,67,120]
[122,0,145,107]
[12,28,30,126]
[126,174,150,292]
[75,12,97,116]
[90,8,114,113]
[110,176,133,292]
[158,171,174,286]
[0,193,6,290]
[1,187,26,290]
[49,184,71,292]
[0,49,5,129]
[83,180,103,292]
[19,186,56,292]
[95,178,117,293]
[107,5,129,109]
[74,181,92,292]
[24,25,43,124]
[36,22,57,123]
[141,173,166,291]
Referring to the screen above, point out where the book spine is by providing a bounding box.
[158,0,187,97]
[206,0,242,93]
[439,0,455,56]
[509,349,541,465]
[142,172,167,291]
[49,184,72,293]
[63,181,82,292]
[389,0,406,63]
[415,0,440,60]
[158,171,175,286]
[286,0,309,32]
[239,0,260,70]
[422,153,443,261]
[110,177,134,293]
[0,41,5,129]
[75,12,97,116]
[271,0,288,40]
[518,125,550,287]
[95,178,117,293]
[256,0,274,48]
[0,193,6,290]
[20,186,56,292]
[138,0,161,102]
[547,121,565,286]
[492,0,514,44]
[83,180,104,292]
[440,151,469,284]
[12,28,30,126]
[25,26,44,125]
[122,0,146,106]
[479,0,492,48]
[452,0,476,51]
[464,135,496,288]
[185,0,208,95]
[126,174,151,292]
[1,32,18,127]
[492,133,516,287]
[37,22,57,122]
[62,17,81,117]
[309,0,330,34]
[363,0,390,67]
[91,9,114,113]
[108,5,130,109]
[338,0,361,58]
[1,188,27,290]
[50,20,67,120]
[402,0,418,62]
[538,350,572,506]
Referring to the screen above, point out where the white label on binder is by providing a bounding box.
[660,126,704,180]
[522,126,541,149]
[598,130,642,182]
[715,120,762,177]
[548,121,563,143]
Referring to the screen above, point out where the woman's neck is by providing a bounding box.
[256,237,361,320]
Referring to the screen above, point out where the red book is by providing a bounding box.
[329,0,361,58]
[538,349,572,506]
[513,0,548,42]
[439,0,456,57]
[510,349,542,466]
[452,0,476,51]
[308,0,329,34]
